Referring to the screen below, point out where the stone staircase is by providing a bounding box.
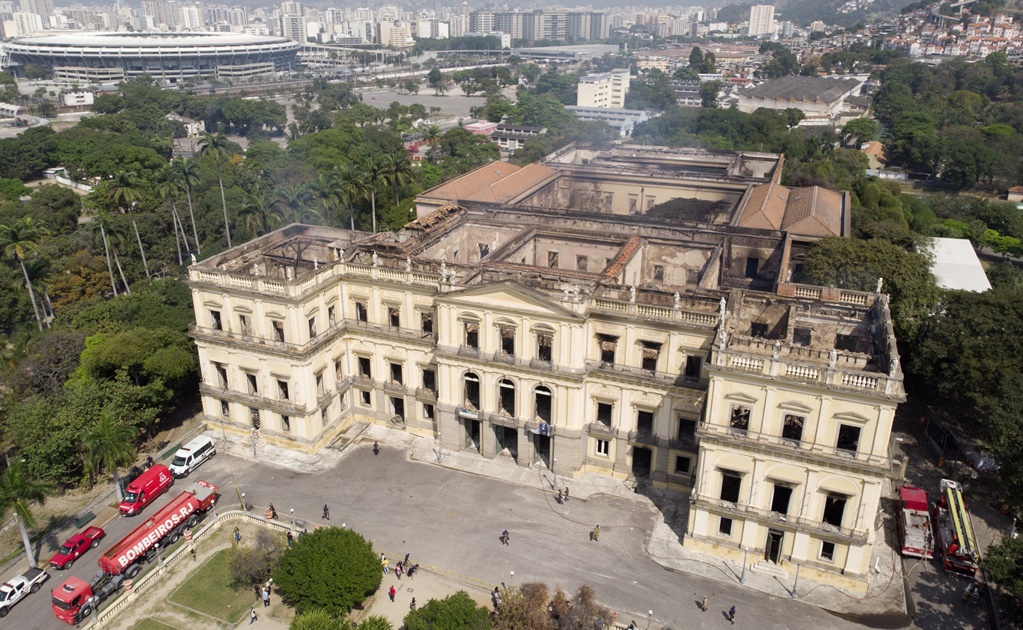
[752,561,790,580]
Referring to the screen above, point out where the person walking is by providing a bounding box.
[262,588,270,607]
[591,525,600,542]
[557,488,564,503]
[410,597,417,611]
[234,527,241,543]
[563,486,569,502]
[728,605,736,624]
[286,530,294,547]
[404,552,410,566]
[322,504,330,520]
[701,595,708,612]
[410,563,419,579]
[500,529,510,545]
[250,608,258,624]
[388,586,396,602]
[396,563,403,580]
[381,553,389,573]
[374,441,380,456]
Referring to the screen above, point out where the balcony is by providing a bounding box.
[488,412,519,428]
[587,422,617,438]
[670,435,697,451]
[383,380,406,394]
[458,345,481,358]
[690,493,869,545]
[529,358,554,371]
[336,377,351,391]
[492,351,516,365]
[414,387,437,401]
[696,421,894,475]
[199,383,306,417]
[352,374,375,388]
[628,430,659,446]
[585,360,701,389]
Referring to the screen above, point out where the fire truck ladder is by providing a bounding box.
[941,479,978,562]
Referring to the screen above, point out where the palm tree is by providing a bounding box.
[172,158,202,255]
[336,163,368,231]
[198,133,234,248]
[90,211,120,297]
[309,171,341,227]
[361,156,385,233]
[381,152,414,207]
[92,215,132,295]
[239,195,285,237]
[275,183,310,224]
[106,171,150,279]
[0,217,50,331]
[424,125,442,164]
[0,457,54,567]
[83,411,137,503]
[153,164,190,265]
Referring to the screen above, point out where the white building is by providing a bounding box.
[280,13,305,42]
[576,68,631,109]
[748,4,776,37]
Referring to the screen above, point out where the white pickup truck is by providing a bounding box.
[0,567,49,617]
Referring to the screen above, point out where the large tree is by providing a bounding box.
[106,171,150,279]
[153,163,190,265]
[0,216,50,331]
[273,527,381,617]
[198,133,234,248]
[0,458,54,567]
[82,410,137,502]
[171,158,202,255]
[404,591,491,630]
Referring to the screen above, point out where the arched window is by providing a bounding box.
[534,386,552,423]
[498,378,516,417]
[464,372,480,410]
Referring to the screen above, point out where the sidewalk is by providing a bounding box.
[220,421,909,625]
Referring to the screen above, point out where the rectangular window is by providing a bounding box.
[536,332,553,362]
[677,417,696,442]
[674,456,691,474]
[308,317,317,338]
[718,517,733,536]
[820,541,836,562]
[576,255,588,271]
[719,470,741,503]
[837,424,861,453]
[316,373,324,397]
[771,484,793,514]
[750,322,768,338]
[423,403,435,419]
[249,407,260,429]
[729,406,750,434]
[653,265,664,281]
[359,389,371,406]
[327,305,337,327]
[745,257,759,279]
[641,341,660,371]
[277,379,289,400]
[645,195,655,210]
[281,415,290,433]
[793,327,812,346]
[684,355,702,380]
[421,312,434,334]
[595,438,609,456]
[500,327,515,356]
[628,194,639,213]
[210,310,222,330]
[464,321,479,348]
[358,357,372,378]
[246,373,258,395]
[214,363,227,388]
[322,408,328,423]
[463,374,480,409]
[355,302,368,322]
[823,494,847,527]
[392,397,405,420]
[835,334,857,352]
[782,415,804,445]
[238,314,250,335]
[597,402,613,427]
[598,334,617,365]
[453,250,459,262]
[272,320,285,342]
[547,251,559,268]
[422,369,436,392]
[334,359,344,380]
[390,362,403,384]
[636,410,654,434]
[220,400,230,417]
[478,242,490,258]
[388,306,400,328]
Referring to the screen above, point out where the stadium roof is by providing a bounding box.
[741,76,864,105]
[9,32,292,48]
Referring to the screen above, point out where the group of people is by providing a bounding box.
[556,486,570,503]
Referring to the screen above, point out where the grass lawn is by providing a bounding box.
[131,619,181,630]
[168,548,254,624]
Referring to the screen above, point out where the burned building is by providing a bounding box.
[188,144,901,591]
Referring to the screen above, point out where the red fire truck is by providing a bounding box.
[934,479,980,576]
[897,486,934,559]
[51,480,218,624]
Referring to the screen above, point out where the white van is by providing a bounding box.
[169,436,216,478]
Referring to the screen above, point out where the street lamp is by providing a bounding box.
[553,457,558,492]
[740,547,748,585]
[509,571,514,587]
[437,432,443,464]
[647,610,653,629]
[290,508,294,527]
[791,564,801,599]
[241,492,247,512]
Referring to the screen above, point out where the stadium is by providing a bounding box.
[0,32,301,84]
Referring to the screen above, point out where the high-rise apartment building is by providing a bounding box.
[748,4,775,37]
[280,13,305,41]
[577,68,631,109]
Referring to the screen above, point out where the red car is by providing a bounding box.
[49,526,105,570]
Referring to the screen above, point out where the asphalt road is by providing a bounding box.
[11,440,946,629]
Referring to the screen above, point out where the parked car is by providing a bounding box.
[0,567,49,617]
[49,526,105,570]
